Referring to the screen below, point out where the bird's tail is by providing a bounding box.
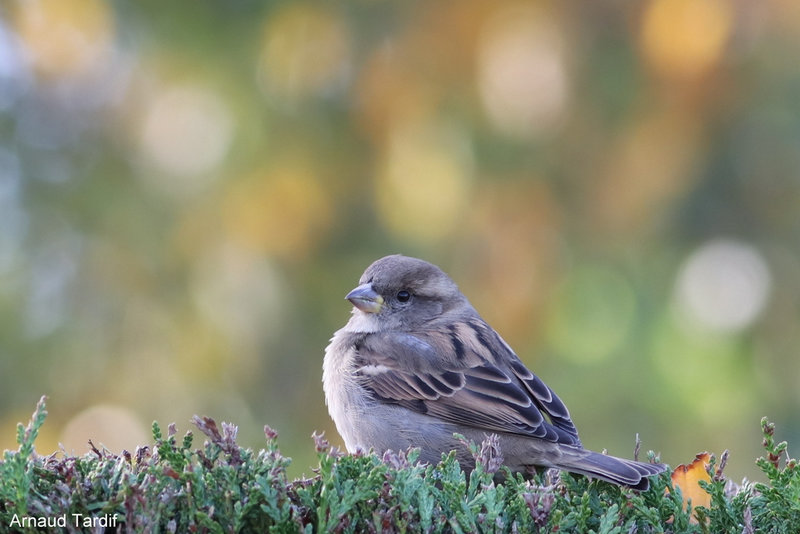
[558,451,667,491]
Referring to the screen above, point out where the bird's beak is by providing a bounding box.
[346,283,384,314]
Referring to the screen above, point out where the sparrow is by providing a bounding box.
[323,255,666,490]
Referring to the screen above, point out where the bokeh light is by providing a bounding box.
[477,4,569,138]
[136,84,234,196]
[257,4,351,102]
[222,162,333,258]
[59,404,149,455]
[12,0,115,81]
[674,239,771,334]
[641,0,733,81]
[376,116,474,243]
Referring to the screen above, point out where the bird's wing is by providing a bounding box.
[353,320,582,446]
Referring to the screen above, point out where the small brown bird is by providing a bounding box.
[323,255,666,490]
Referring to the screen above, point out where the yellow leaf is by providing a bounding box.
[668,452,712,523]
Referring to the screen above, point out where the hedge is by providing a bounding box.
[1,397,798,533]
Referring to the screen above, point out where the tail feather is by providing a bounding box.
[559,451,667,491]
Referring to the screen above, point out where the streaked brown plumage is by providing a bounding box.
[323,255,665,490]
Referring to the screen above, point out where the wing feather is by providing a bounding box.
[353,322,582,446]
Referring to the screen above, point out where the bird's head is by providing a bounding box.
[345,255,467,332]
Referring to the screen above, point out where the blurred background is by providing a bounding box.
[1,0,799,482]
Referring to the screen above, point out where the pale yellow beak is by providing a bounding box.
[346,283,384,314]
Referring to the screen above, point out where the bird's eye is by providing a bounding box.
[396,290,411,303]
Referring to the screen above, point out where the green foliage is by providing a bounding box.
[1,398,799,533]
[748,417,800,532]
[0,396,47,521]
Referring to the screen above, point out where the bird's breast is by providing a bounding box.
[322,329,373,451]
